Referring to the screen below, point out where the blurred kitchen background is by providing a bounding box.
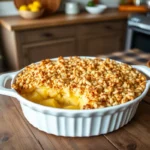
[0,0,150,72]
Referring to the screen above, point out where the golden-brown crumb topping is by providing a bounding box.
[12,57,146,109]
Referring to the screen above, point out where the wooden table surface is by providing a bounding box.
[0,50,150,150]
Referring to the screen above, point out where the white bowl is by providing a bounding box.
[0,57,150,137]
[19,9,44,19]
[85,5,107,14]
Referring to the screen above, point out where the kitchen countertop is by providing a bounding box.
[0,9,130,31]
[0,49,150,150]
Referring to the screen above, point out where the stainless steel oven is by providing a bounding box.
[125,14,150,53]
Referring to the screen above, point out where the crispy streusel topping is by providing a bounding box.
[12,57,146,109]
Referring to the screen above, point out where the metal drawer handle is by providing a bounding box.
[42,33,53,38]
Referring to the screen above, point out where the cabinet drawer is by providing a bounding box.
[22,37,77,66]
[78,20,126,36]
[20,26,76,44]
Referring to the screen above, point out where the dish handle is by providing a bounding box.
[0,72,18,98]
[132,65,150,88]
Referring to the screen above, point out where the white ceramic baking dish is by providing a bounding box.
[0,57,150,137]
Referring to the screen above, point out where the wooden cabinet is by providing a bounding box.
[77,21,126,56]
[78,34,123,56]
[19,25,77,66]
[1,19,126,70]
[1,25,77,70]
[22,38,77,66]
[20,26,76,44]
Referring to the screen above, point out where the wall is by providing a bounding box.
[0,1,18,16]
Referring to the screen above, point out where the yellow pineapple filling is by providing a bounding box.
[12,57,146,110]
[22,87,83,109]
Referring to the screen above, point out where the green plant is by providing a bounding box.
[87,0,96,7]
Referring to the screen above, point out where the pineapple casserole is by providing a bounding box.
[12,57,146,109]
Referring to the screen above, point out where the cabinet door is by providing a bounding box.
[78,33,125,56]
[22,38,77,66]
[78,21,126,56]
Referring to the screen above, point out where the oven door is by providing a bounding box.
[125,26,150,53]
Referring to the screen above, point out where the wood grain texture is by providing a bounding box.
[0,95,42,150]
[144,94,150,104]
[125,102,150,144]
[0,9,129,31]
[104,102,150,150]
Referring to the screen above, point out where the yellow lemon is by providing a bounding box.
[28,3,33,10]
[30,6,40,12]
[33,1,42,8]
[19,5,29,11]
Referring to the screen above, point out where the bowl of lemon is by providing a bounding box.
[19,1,44,19]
